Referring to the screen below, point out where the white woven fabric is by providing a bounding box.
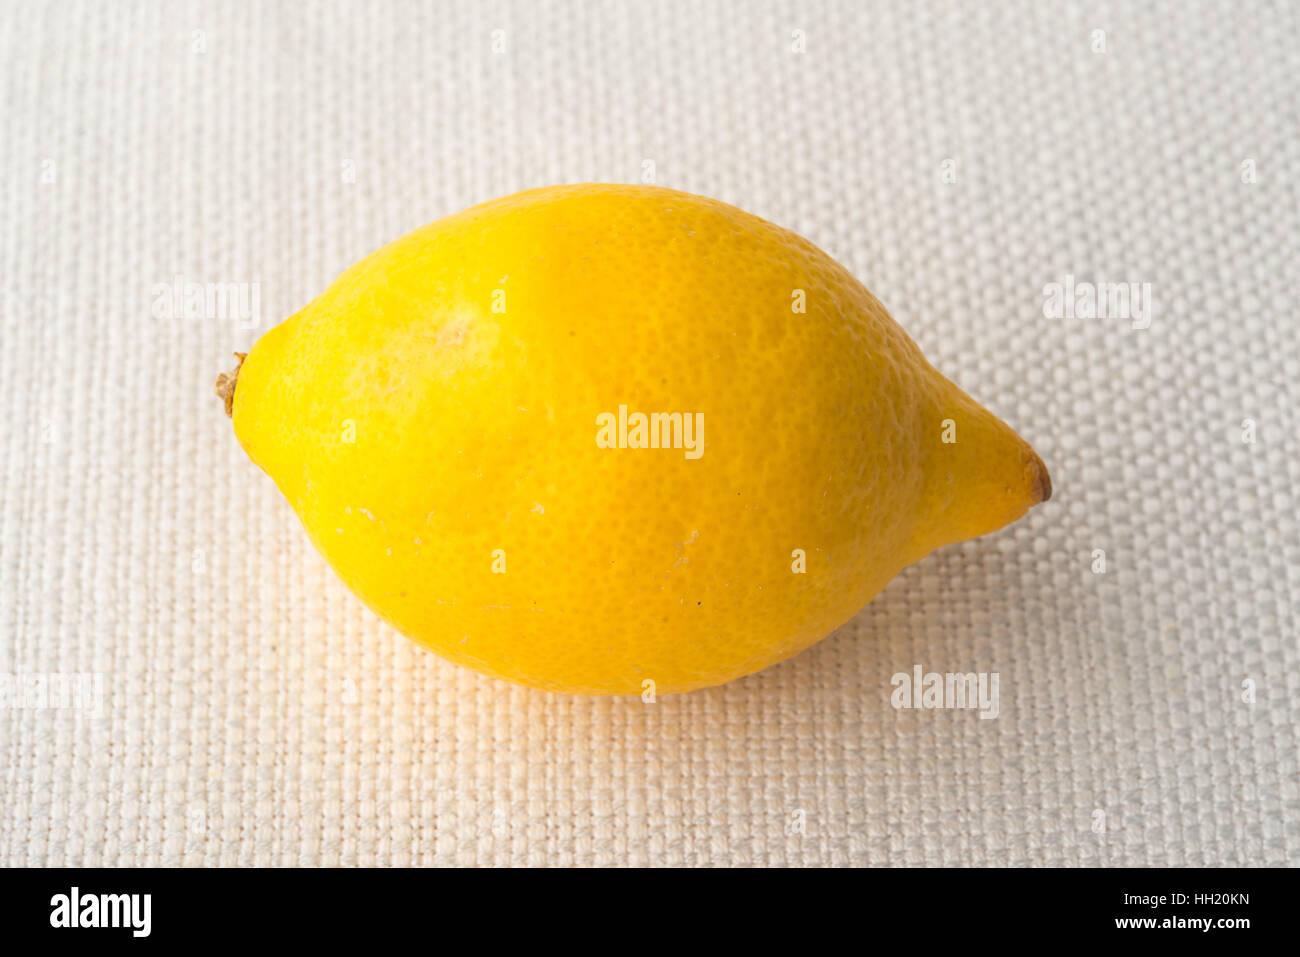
[1,0,1296,867]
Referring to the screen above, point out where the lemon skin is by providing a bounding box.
[231,184,1049,694]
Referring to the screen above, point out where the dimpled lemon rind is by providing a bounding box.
[230,184,1049,694]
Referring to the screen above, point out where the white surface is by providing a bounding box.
[1,0,1297,866]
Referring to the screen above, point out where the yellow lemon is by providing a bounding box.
[220,184,1049,695]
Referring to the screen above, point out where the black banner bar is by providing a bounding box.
[0,866,1278,944]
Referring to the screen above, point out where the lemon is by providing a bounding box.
[220,184,1049,695]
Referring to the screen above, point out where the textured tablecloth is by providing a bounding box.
[1,0,1296,867]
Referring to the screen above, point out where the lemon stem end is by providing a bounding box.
[215,352,247,418]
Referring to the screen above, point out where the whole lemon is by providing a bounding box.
[222,184,1049,694]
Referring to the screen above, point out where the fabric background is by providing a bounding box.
[1,0,1296,867]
